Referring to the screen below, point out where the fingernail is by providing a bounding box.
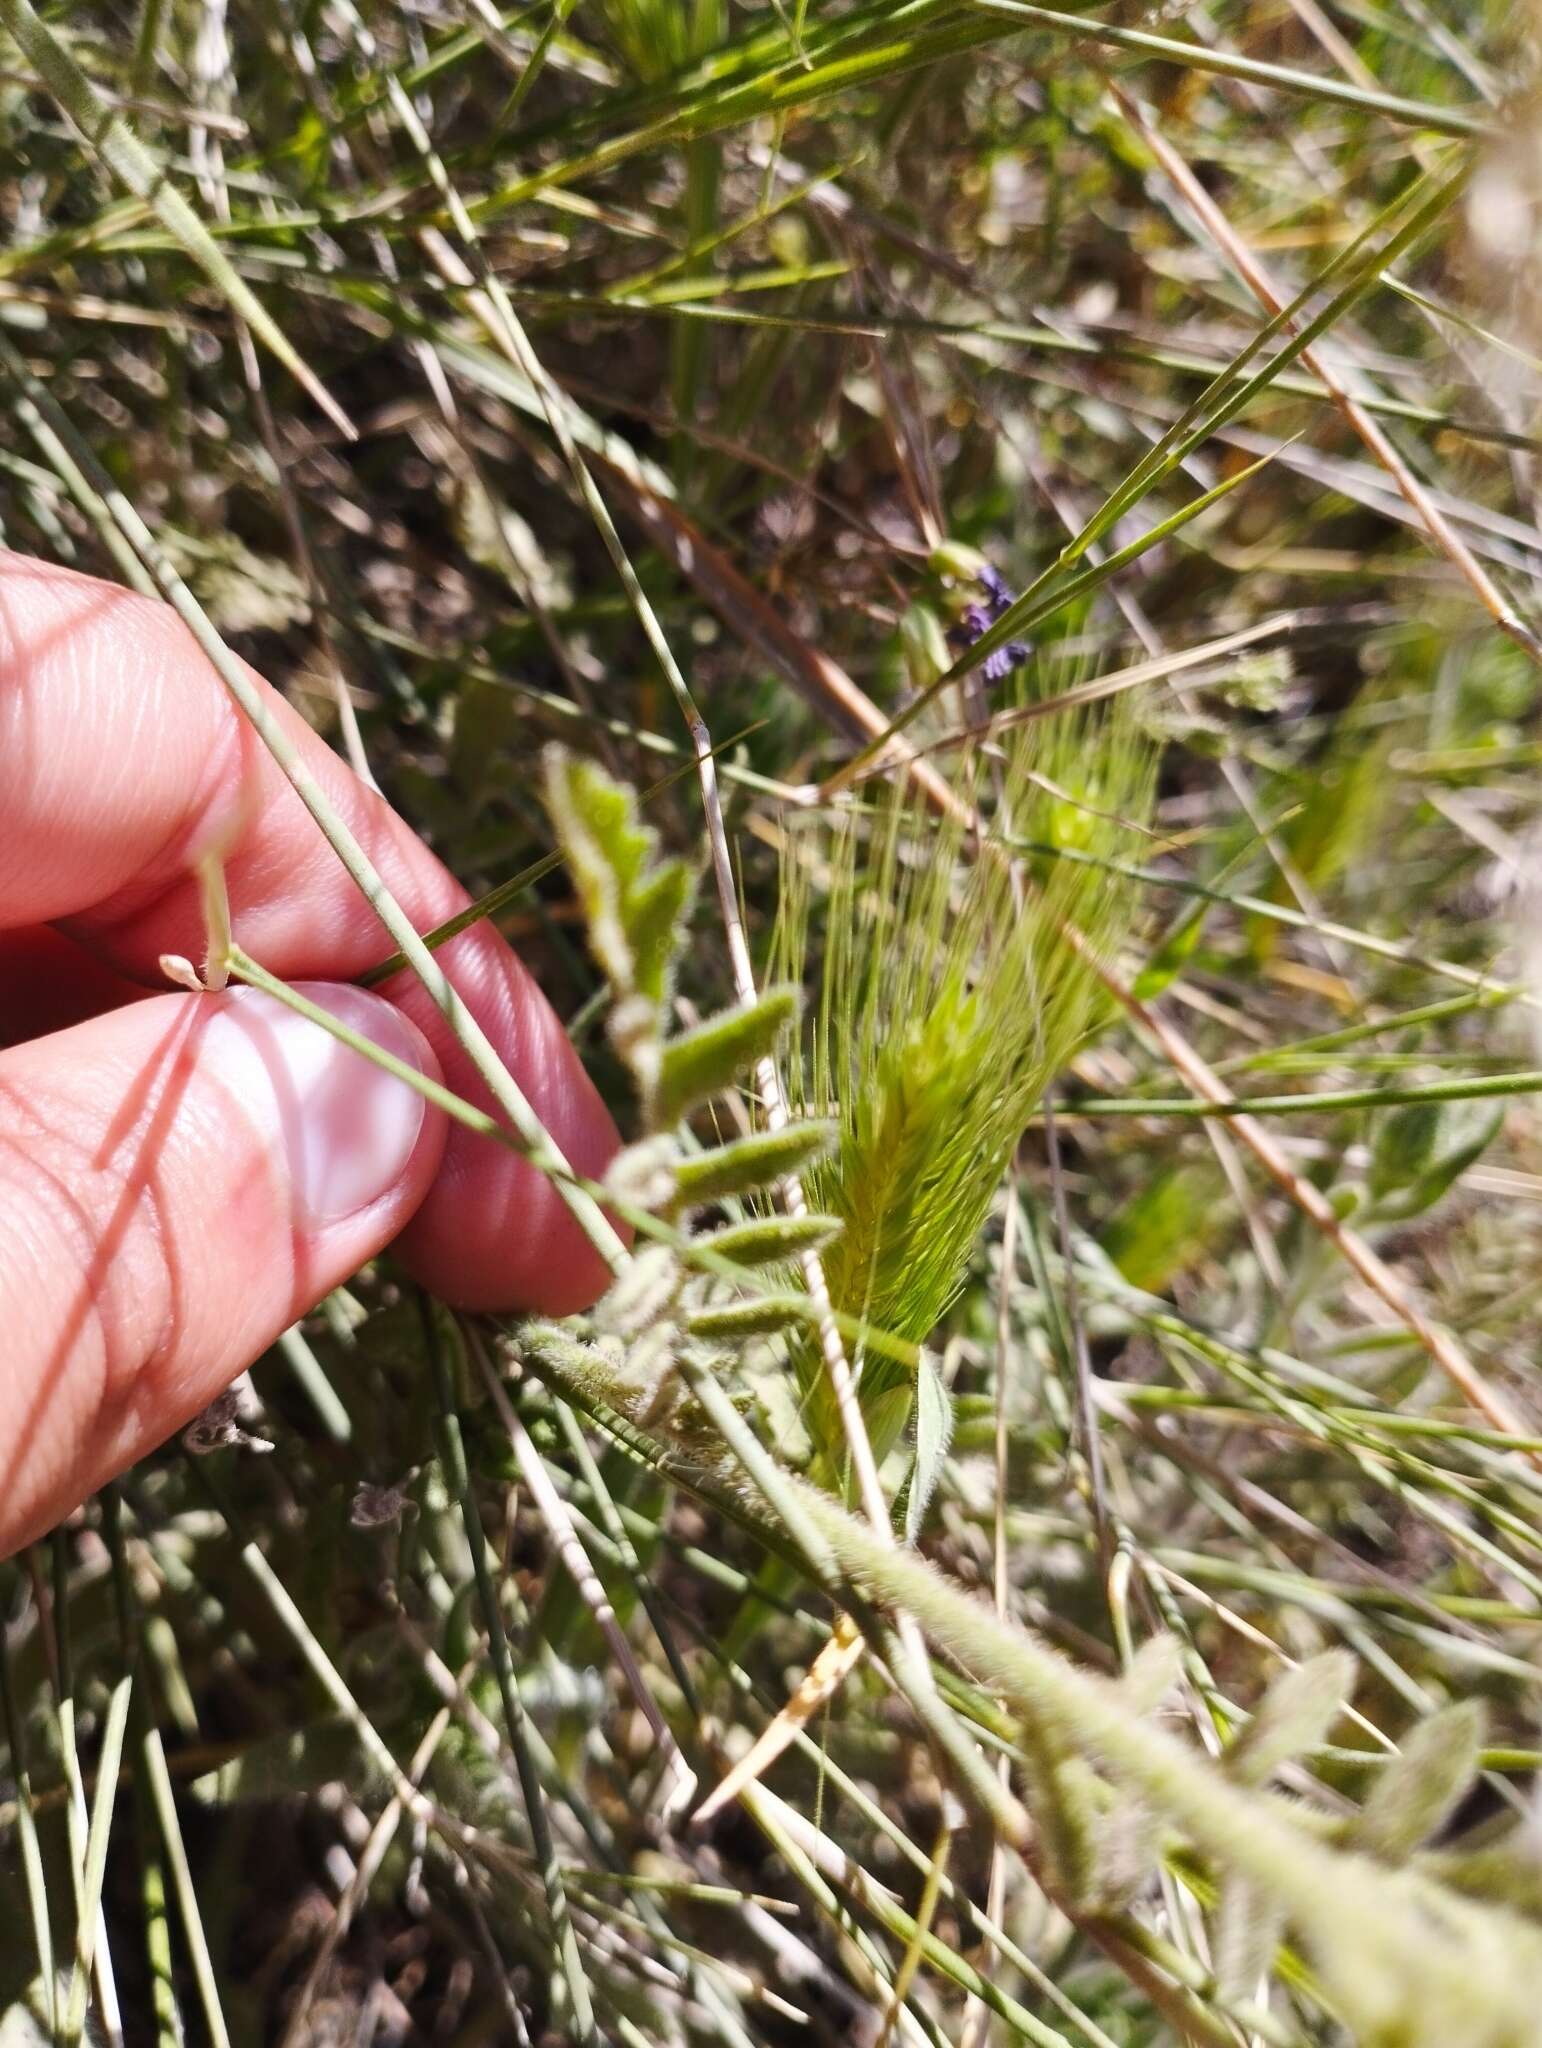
[209,984,430,1230]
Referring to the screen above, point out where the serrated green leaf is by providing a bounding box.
[1354,1701,1485,1861]
[688,1294,811,1338]
[628,858,694,1006]
[1223,1651,1353,1786]
[656,987,799,1125]
[541,749,695,1110]
[904,1351,953,1542]
[697,1212,840,1268]
[673,1120,837,1210]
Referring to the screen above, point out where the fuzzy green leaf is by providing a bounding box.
[1115,1634,1183,1718]
[688,1294,811,1338]
[604,1135,682,1211]
[1353,1701,1485,1862]
[1423,1837,1542,1920]
[544,754,640,987]
[656,987,799,1125]
[543,746,691,1003]
[593,1244,683,1337]
[697,1212,840,1268]
[1022,1742,1107,1907]
[1091,1797,1162,1910]
[628,859,695,1008]
[1223,1651,1353,1786]
[673,1120,837,1211]
[1213,1876,1285,1999]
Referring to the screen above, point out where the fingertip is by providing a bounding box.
[0,982,451,1554]
[381,929,628,1314]
[213,983,449,1247]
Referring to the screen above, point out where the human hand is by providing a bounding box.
[0,551,622,1556]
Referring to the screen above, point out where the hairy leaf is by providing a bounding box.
[1213,1876,1285,1999]
[673,1121,838,1211]
[687,1294,812,1338]
[1223,1652,1354,1787]
[542,743,693,1013]
[1354,1701,1485,1862]
[656,987,799,1126]
[697,1212,841,1268]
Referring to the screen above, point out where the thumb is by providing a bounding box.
[0,982,446,1556]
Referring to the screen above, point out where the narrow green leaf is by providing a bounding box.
[62,1674,133,2046]
[1377,1103,1505,1220]
[1369,1101,1443,1197]
[1131,895,1211,999]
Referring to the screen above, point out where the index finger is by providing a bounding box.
[0,550,622,1314]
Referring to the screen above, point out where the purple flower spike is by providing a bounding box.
[943,556,1031,685]
[977,562,1013,612]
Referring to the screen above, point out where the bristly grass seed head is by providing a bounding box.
[774,693,1156,1474]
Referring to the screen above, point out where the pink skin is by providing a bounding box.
[0,551,626,1555]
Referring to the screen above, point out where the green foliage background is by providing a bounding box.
[4,0,1542,2044]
